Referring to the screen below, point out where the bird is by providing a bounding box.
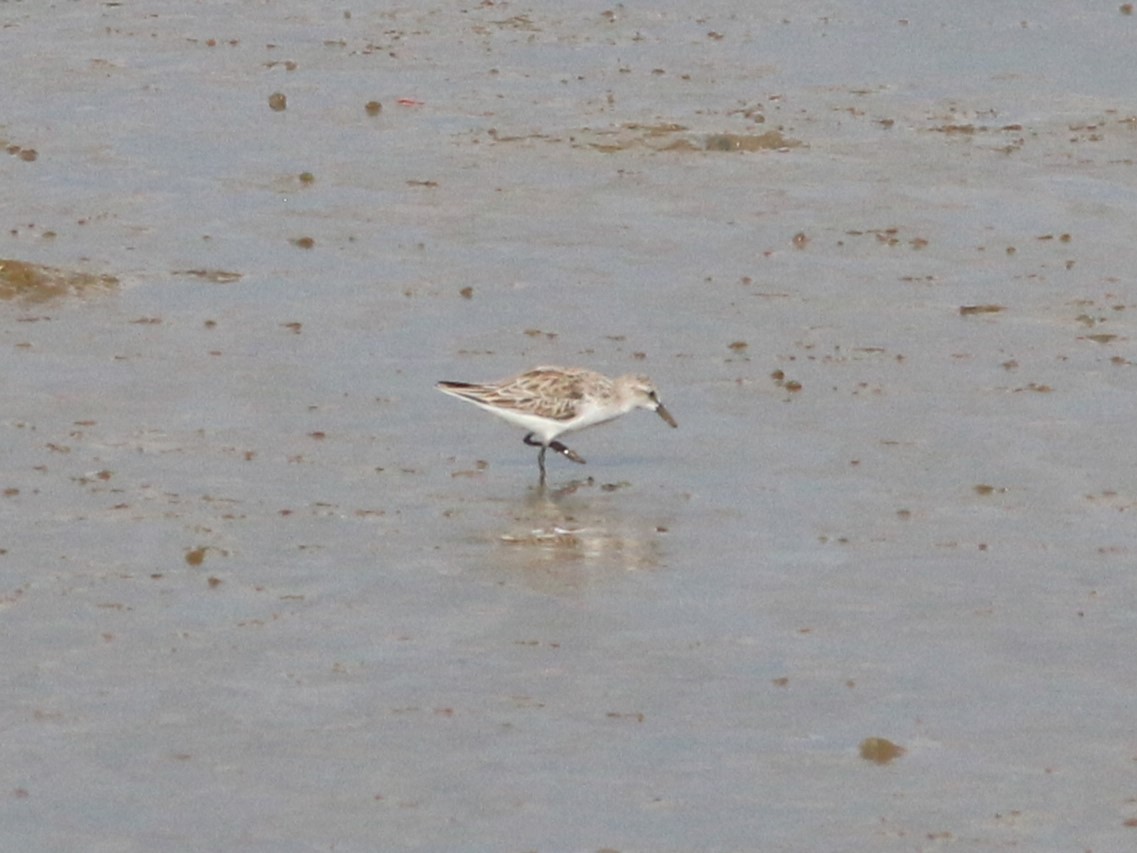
[436,365,677,479]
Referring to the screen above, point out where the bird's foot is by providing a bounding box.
[549,441,586,465]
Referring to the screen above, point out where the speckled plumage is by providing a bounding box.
[436,365,677,477]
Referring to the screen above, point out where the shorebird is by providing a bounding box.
[436,365,677,479]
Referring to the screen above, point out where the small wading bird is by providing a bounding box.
[436,366,677,480]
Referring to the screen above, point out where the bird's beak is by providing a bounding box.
[655,403,678,428]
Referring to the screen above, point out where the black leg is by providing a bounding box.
[523,434,548,479]
[522,434,584,477]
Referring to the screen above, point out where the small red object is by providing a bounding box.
[396,98,424,107]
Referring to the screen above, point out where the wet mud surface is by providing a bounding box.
[3,2,1137,850]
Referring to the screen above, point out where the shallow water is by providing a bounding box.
[3,2,1137,850]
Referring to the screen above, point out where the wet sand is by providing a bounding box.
[3,2,1137,850]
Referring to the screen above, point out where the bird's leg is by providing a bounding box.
[523,434,548,479]
[523,433,584,474]
[549,440,586,465]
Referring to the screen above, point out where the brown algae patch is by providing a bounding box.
[173,269,243,283]
[0,258,119,302]
[579,123,802,153]
[959,304,1006,315]
[699,131,803,152]
[859,737,906,765]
